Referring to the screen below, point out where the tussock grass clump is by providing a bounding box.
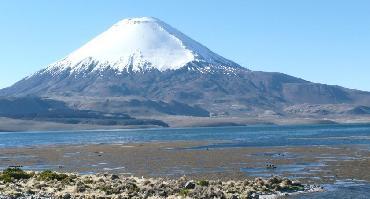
[0,168,33,183]
[98,185,114,195]
[279,185,305,192]
[37,170,69,181]
[197,180,209,187]
[179,188,190,197]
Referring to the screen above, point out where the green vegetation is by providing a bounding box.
[197,180,209,186]
[279,185,305,192]
[0,168,33,183]
[83,178,94,184]
[37,170,69,181]
[289,185,304,191]
[126,182,140,193]
[179,188,190,197]
[97,185,123,195]
[98,185,114,195]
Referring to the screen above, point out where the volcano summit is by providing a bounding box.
[46,17,239,73]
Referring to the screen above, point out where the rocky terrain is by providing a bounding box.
[0,168,322,199]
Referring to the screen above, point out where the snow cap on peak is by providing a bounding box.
[118,17,160,24]
[49,17,239,73]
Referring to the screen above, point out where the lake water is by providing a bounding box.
[1,123,370,198]
[1,124,370,148]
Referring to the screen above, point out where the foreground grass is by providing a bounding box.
[0,168,33,183]
[0,168,317,199]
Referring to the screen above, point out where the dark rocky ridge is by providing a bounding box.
[0,97,168,127]
[1,61,369,118]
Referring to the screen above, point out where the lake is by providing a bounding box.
[1,123,370,198]
[1,124,370,148]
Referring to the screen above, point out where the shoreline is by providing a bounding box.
[1,116,370,132]
[1,121,370,134]
[1,142,369,183]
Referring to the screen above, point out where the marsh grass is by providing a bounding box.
[0,168,33,183]
[37,170,70,181]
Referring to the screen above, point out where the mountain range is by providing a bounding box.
[1,17,369,129]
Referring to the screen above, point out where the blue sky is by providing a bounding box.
[0,0,369,91]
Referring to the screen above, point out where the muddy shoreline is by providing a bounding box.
[0,141,369,184]
[1,116,370,132]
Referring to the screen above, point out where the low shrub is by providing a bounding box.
[98,185,114,195]
[279,185,304,192]
[179,188,190,197]
[197,180,209,187]
[0,168,32,183]
[37,170,68,181]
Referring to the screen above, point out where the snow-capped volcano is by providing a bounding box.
[47,17,238,74]
[2,16,370,119]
